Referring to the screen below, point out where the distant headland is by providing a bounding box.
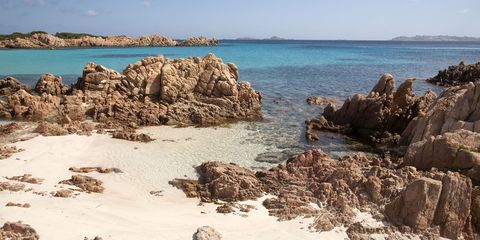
[392,35,480,42]
[0,31,218,49]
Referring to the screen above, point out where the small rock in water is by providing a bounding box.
[193,226,222,240]
[254,151,292,164]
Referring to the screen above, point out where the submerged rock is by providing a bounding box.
[427,61,480,86]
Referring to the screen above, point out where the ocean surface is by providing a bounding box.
[1,40,480,161]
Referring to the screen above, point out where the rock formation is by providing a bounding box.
[427,61,480,86]
[306,96,341,106]
[173,148,479,239]
[0,33,219,49]
[0,54,262,138]
[306,74,436,143]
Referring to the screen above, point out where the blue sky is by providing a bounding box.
[0,0,479,40]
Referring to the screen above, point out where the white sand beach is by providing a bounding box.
[0,124,351,240]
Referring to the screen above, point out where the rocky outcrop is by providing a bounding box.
[179,37,219,46]
[0,54,262,130]
[0,222,39,240]
[427,61,480,86]
[386,172,473,239]
[34,73,69,96]
[170,161,263,202]
[306,74,436,143]
[193,226,222,240]
[401,81,480,145]
[0,33,219,49]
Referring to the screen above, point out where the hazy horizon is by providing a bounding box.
[1,0,479,40]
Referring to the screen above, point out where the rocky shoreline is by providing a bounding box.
[2,56,480,239]
[0,53,262,142]
[0,32,219,49]
[171,70,480,239]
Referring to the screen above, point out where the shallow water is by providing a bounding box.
[1,40,480,160]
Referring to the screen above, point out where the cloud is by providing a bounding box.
[142,0,151,6]
[85,9,98,16]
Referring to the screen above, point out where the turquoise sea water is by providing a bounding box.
[1,40,480,159]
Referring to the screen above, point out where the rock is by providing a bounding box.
[427,61,480,86]
[59,175,104,193]
[6,174,44,184]
[193,226,222,240]
[404,130,480,184]
[6,202,31,208]
[472,187,480,232]
[385,177,443,231]
[112,130,154,142]
[0,222,39,240]
[34,73,68,96]
[0,146,24,160]
[401,81,480,145]
[34,121,69,136]
[170,161,263,202]
[54,189,74,198]
[306,96,341,106]
[307,74,436,143]
[69,167,123,174]
[179,37,219,46]
[385,172,473,239]
[0,182,25,192]
[0,77,31,95]
[216,204,234,214]
[1,54,262,128]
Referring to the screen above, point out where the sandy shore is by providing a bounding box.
[0,124,354,240]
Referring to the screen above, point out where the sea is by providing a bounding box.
[1,40,480,162]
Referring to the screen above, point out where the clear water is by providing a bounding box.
[1,40,480,159]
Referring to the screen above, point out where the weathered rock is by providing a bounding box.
[170,161,264,202]
[6,202,31,208]
[385,177,443,231]
[427,61,480,86]
[34,73,68,96]
[472,187,480,232]
[59,175,104,193]
[0,182,25,192]
[112,130,154,142]
[34,121,69,136]
[0,89,61,121]
[0,145,24,160]
[0,222,39,240]
[401,81,480,145]
[69,167,123,174]
[386,172,473,239]
[193,226,222,240]
[54,189,74,198]
[179,37,219,46]
[6,174,44,184]
[0,77,31,95]
[307,74,436,143]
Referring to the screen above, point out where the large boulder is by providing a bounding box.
[386,172,473,239]
[427,61,480,86]
[307,74,436,143]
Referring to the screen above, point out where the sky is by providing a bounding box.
[0,0,479,40]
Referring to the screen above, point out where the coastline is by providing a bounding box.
[0,124,350,240]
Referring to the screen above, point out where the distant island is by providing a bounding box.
[0,31,219,49]
[235,36,292,41]
[392,35,480,42]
